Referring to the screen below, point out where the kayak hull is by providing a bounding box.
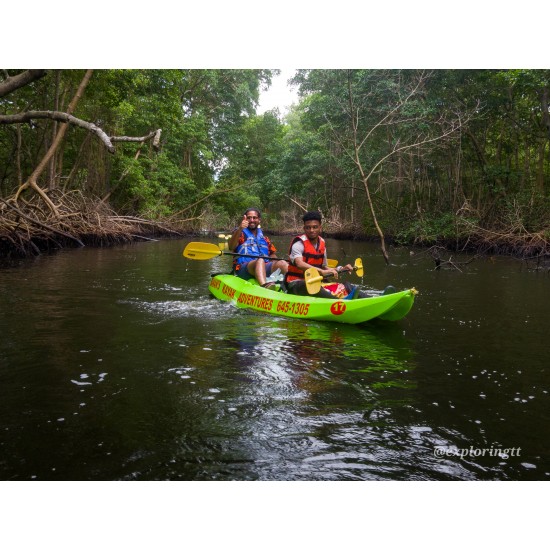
[208,275,416,324]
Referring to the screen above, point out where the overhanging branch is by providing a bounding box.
[0,111,162,154]
[0,69,47,98]
[0,110,116,153]
[111,129,162,151]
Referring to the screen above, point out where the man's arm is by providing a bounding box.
[228,215,248,251]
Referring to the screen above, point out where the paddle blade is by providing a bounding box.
[183,242,223,260]
[327,258,338,268]
[354,258,364,277]
[305,267,323,294]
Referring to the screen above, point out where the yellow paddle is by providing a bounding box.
[304,258,364,294]
[183,241,287,262]
[217,234,230,250]
[354,258,364,277]
[304,268,324,294]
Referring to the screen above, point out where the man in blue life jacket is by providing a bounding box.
[228,208,288,289]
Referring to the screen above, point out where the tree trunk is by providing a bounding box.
[16,124,22,187]
[540,87,550,140]
[48,70,62,190]
[536,140,546,193]
[346,70,390,264]
[14,70,94,214]
[362,174,390,264]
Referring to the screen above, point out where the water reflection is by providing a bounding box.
[115,277,548,480]
[2,239,550,480]
[163,311,425,479]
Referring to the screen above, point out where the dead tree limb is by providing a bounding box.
[285,195,308,212]
[111,129,162,151]
[0,69,47,98]
[0,114,163,155]
[0,111,117,153]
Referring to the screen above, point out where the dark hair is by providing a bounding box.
[244,208,261,218]
[302,211,322,223]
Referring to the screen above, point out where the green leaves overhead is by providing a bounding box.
[1,69,548,245]
[1,69,275,217]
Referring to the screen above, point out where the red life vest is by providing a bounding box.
[286,234,326,283]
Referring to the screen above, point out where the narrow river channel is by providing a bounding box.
[1,237,549,480]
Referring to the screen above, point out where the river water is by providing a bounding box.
[0,237,548,481]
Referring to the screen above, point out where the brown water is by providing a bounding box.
[0,238,548,480]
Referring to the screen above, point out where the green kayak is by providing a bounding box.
[208,274,417,324]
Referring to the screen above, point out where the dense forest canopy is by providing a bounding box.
[1,69,549,259]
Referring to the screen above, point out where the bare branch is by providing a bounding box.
[111,129,162,151]
[357,71,428,153]
[0,69,47,98]
[0,113,163,155]
[285,195,308,212]
[362,112,472,184]
[0,110,116,153]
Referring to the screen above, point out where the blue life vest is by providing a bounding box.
[233,227,271,270]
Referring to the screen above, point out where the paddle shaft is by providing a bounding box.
[185,242,343,267]
[220,251,287,261]
[318,266,358,280]
[223,251,338,266]
[183,242,287,262]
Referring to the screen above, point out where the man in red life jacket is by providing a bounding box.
[228,208,288,289]
[285,211,366,299]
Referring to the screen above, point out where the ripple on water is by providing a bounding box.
[121,296,236,320]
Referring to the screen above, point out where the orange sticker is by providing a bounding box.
[330,301,346,315]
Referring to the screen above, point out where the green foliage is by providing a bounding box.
[211,183,263,224]
[1,69,549,249]
[395,212,466,245]
[264,123,328,203]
